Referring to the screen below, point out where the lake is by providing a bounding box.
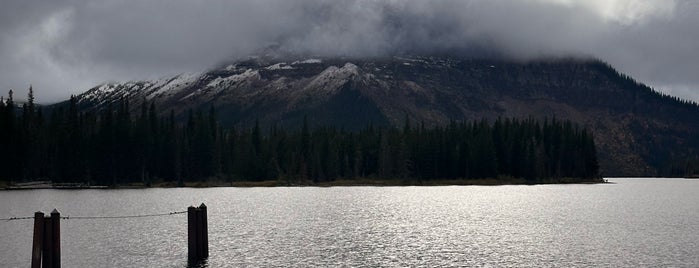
[1,178,698,267]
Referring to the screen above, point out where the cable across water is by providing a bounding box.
[1,216,35,221]
[2,210,187,221]
[62,210,187,220]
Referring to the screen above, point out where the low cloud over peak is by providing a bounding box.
[1,0,697,103]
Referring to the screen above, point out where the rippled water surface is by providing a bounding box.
[1,178,699,267]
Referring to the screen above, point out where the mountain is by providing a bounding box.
[65,54,699,177]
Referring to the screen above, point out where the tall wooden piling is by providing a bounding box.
[50,209,61,268]
[188,203,209,261]
[195,207,203,259]
[199,203,208,258]
[42,213,53,268]
[31,212,45,268]
[187,206,197,260]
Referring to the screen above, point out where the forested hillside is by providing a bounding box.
[1,94,600,185]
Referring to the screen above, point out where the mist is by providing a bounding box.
[0,0,697,103]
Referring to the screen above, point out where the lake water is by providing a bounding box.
[1,178,698,267]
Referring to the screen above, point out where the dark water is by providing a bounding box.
[1,178,698,267]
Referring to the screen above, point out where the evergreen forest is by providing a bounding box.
[0,89,602,185]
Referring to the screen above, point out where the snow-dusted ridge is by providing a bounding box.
[292,59,322,65]
[72,55,375,114]
[265,63,295,70]
[147,72,202,99]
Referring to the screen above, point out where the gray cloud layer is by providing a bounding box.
[1,0,697,103]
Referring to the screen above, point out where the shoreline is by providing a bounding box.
[3,177,607,190]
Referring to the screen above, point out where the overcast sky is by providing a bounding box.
[1,0,698,103]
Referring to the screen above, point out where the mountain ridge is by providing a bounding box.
[63,55,699,177]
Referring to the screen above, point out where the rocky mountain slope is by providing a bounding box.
[67,55,699,176]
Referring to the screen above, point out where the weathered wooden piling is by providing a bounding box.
[200,203,208,259]
[42,212,52,268]
[50,209,61,268]
[188,203,208,261]
[31,209,61,268]
[31,212,44,268]
[187,206,197,259]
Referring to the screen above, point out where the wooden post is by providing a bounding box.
[187,206,197,260]
[199,203,208,258]
[50,209,61,268]
[188,204,209,262]
[31,212,44,268]
[195,208,204,260]
[42,214,53,268]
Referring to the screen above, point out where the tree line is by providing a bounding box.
[1,89,601,185]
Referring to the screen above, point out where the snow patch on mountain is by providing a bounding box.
[292,59,322,65]
[96,84,116,94]
[303,63,359,94]
[81,83,121,104]
[265,63,295,70]
[206,69,260,88]
[184,69,260,100]
[147,73,201,99]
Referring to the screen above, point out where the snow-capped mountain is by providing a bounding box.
[67,54,699,176]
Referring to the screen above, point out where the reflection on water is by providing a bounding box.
[1,178,699,267]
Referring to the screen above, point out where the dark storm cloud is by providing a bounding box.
[0,0,697,103]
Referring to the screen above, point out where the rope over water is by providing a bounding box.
[2,216,35,221]
[1,210,187,221]
[62,210,187,220]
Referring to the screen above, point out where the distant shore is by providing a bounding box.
[2,181,109,190]
[3,177,606,189]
